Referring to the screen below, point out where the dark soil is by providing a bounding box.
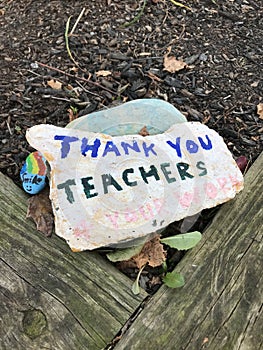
[0,1,262,293]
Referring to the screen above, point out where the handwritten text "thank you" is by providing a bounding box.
[54,133,212,159]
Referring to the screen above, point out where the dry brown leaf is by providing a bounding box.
[64,83,74,91]
[202,337,209,345]
[95,70,112,77]
[67,107,78,123]
[131,235,167,269]
[163,47,187,73]
[164,55,187,73]
[148,275,162,288]
[257,103,263,120]
[70,66,78,73]
[26,187,54,237]
[47,79,62,90]
[116,259,137,271]
[139,126,150,136]
[147,71,163,82]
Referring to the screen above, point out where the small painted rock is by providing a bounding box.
[20,151,47,194]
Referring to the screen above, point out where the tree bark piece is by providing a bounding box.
[115,152,263,350]
[0,173,146,350]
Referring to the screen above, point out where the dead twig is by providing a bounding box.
[70,8,86,35]
[65,16,79,66]
[64,8,86,67]
[168,0,192,11]
[6,116,12,135]
[75,80,101,97]
[36,62,118,96]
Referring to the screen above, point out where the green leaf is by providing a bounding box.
[132,277,141,295]
[106,243,144,262]
[160,231,202,250]
[15,125,22,132]
[162,271,185,288]
[132,266,145,295]
[162,260,168,273]
[122,0,148,28]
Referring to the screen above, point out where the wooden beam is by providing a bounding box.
[0,173,146,350]
[115,152,263,350]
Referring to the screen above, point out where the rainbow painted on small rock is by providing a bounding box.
[26,151,47,176]
[20,151,47,194]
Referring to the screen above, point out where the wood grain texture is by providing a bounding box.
[115,152,263,350]
[0,172,147,350]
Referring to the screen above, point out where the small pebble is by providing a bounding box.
[30,62,39,69]
[199,53,208,62]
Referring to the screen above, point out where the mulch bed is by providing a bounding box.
[0,0,262,292]
[1,0,262,183]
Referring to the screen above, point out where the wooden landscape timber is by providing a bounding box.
[115,151,263,350]
[0,172,146,350]
[0,152,262,350]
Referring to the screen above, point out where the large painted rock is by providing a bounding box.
[26,122,244,251]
